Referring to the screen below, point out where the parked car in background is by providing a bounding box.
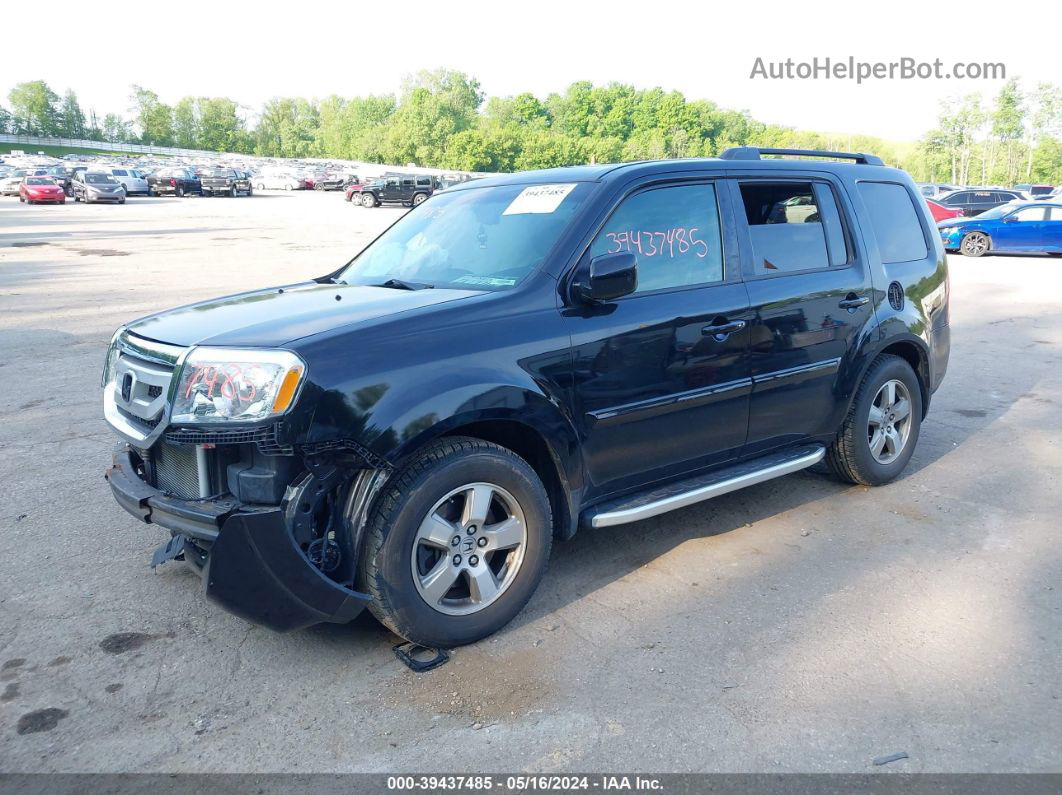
[253,172,302,191]
[201,168,253,197]
[936,188,1025,217]
[19,176,66,204]
[1015,184,1055,199]
[0,173,24,196]
[916,182,958,198]
[925,198,963,222]
[43,165,73,196]
[315,174,358,191]
[357,174,438,207]
[107,168,150,196]
[72,171,126,204]
[148,168,202,197]
[939,201,1062,257]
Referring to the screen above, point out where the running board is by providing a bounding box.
[584,445,826,528]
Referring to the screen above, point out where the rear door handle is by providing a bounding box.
[702,319,747,337]
[838,294,869,310]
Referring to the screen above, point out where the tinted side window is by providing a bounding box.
[589,183,724,294]
[857,182,929,263]
[739,182,835,274]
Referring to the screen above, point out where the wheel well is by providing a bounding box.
[879,340,930,418]
[443,420,573,539]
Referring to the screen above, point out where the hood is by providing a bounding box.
[125,281,482,348]
[936,218,972,229]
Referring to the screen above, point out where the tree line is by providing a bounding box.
[3,72,1060,184]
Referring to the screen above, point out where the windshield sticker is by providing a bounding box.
[502,184,577,215]
[454,275,518,287]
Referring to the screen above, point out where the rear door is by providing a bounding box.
[566,178,752,497]
[1042,206,1062,252]
[729,175,876,455]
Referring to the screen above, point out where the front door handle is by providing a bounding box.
[839,293,869,311]
[702,319,747,337]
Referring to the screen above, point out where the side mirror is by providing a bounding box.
[572,252,638,303]
[1003,215,1016,223]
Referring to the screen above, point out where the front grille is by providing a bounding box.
[164,423,293,456]
[152,441,202,499]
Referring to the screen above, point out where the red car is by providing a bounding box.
[926,197,962,222]
[19,176,66,204]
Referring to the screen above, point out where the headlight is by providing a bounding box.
[101,327,124,387]
[171,348,305,424]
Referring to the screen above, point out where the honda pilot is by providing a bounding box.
[103,148,950,647]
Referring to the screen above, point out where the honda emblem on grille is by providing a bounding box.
[120,371,135,403]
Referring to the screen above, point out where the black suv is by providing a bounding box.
[937,188,1024,217]
[358,174,438,207]
[103,148,950,647]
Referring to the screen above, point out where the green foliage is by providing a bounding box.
[8,81,62,135]
[7,75,1062,184]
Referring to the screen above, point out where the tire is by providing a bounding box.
[177,185,185,198]
[960,231,990,257]
[257,183,265,190]
[119,198,126,204]
[284,184,292,191]
[362,192,377,208]
[412,192,427,206]
[826,354,923,486]
[19,195,24,203]
[358,437,552,647]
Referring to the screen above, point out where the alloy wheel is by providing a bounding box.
[961,232,989,257]
[867,379,913,464]
[410,482,527,616]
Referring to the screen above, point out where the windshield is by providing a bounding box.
[86,174,118,184]
[25,177,55,185]
[337,183,593,290]
[207,169,236,177]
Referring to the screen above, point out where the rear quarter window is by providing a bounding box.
[857,182,929,264]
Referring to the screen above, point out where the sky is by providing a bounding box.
[3,0,1058,142]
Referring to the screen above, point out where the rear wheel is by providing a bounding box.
[412,192,428,206]
[960,231,990,257]
[358,437,552,647]
[284,183,292,191]
[826,354,922,486]
[176,185,185,198]
[257,183,265,190]
[362,192,377,208]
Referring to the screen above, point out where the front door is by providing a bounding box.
[566,180,752,498]
[731,177,877,455]
[993,205,1048,251]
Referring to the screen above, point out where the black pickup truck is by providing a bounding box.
[201,169,253,197]
[147,168,202,197]
[103,148,950,648]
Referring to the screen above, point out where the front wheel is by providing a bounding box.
[960,231,990,257]
[826,354,922,486]
[358,437,552,647]
[361,193,376,208]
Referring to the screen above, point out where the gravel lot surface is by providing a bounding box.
[1,190,1060,773]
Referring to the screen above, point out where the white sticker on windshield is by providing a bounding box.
[502,184,577,215]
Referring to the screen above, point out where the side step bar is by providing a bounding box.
[584,445,826,528]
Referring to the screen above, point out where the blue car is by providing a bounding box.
[939,200,1062,257]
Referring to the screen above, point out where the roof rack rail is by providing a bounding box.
[720,147,884,166]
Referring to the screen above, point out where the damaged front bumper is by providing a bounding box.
[105,446,371,632]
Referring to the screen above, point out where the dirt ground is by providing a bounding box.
[1,190,1060,773]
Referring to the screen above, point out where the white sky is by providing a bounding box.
[3,0,1057,142]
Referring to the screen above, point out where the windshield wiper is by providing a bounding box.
[372,278,434,291]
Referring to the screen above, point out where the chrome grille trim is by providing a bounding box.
[104,330,189,447]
